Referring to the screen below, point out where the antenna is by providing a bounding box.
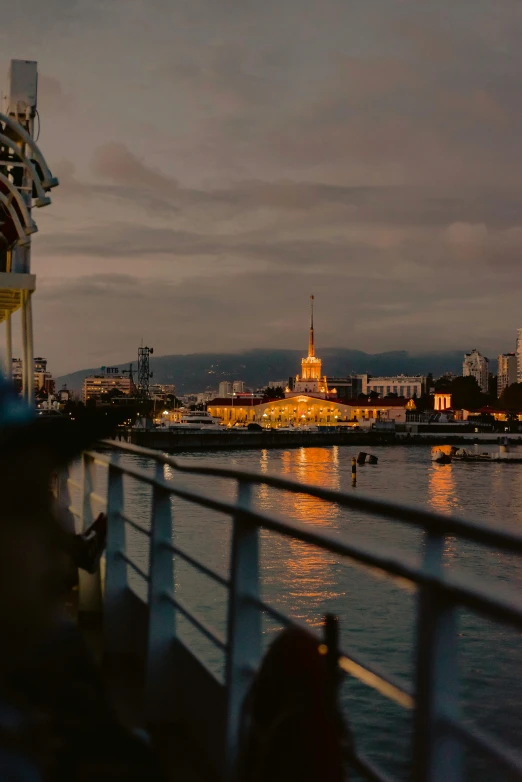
[138,345,153,399]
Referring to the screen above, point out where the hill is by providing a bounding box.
[56,348,465,394]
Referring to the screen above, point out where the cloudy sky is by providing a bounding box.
[2,0,522,374]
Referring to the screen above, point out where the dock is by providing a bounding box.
[127,428,395,451]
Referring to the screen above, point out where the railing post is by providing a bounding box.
[104,458,128,660]
[53,466,76,535]
[78,452,103,614]
[146,463,176,724]
[225,480,261,779]
[413,530,462,782]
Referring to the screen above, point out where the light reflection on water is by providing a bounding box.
[70,444,522,780]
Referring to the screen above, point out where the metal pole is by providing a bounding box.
[146,462,176,723]
[104,458,128,659]
[5,311,12,380]
[413,531,462,782]
[25,291,34,405]
[21,292,29,401]
[225,480,261,778]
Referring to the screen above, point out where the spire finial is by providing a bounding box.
[308,294,315,358]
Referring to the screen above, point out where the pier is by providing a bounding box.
[128,427,395,451]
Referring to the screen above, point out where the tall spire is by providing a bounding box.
[308,294,315,357]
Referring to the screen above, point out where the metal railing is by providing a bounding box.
[57,440,522,781]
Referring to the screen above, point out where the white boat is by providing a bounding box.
[168,410,223,431]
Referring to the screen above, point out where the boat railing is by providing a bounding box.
[56,440,522,781]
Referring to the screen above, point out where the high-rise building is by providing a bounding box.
[462,349,489,393]
[218,381,233,398]
[218,380,246,397]
[517,328,522,383]
[12,356,54,395]
[497,353,517,398]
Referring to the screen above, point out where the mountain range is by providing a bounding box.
[56,348,466,394]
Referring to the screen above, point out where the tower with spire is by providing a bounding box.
[292,295,329,396]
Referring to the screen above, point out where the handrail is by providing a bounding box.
[89,449,522,626]
[100,441,522,553]
[60,442,522,782]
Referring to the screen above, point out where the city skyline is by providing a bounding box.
[3,1,522,374]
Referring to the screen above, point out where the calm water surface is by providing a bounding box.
[80,444,522,780]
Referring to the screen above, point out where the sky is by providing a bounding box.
[2,0,522,375]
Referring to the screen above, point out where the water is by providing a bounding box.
[75,444,522,780]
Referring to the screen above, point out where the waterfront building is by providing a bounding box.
[366,375,425,398]
[207,394,414,428]
[517,328,522,383]
[463,349,489,393]
[82,374,134,403]
[208,297,414,427]
[497,353,517,398]
[434,393,452,411]
[12,356,54,395]
[290,295,329,397]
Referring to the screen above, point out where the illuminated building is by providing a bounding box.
[497,353,517,397]
[82,374,134,403]
[12,356,54,395]
[434,393,452,411]
[366,376,425,398]
[208,297,415,428]
[291,295,329,396]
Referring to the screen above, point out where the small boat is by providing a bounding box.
[431,450,452,464]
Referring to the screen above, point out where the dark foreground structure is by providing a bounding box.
[55,440,522,782]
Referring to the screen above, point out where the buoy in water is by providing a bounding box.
[357,452,367,465]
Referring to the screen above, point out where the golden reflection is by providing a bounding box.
[275,536,343,625]
[277,447,341,524]
[259,448,345,624]
[259,449,268,473]
[428,447,457,516]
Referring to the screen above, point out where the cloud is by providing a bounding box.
[90,142,181,194]
[5,0,522,373]
[37,74,74,112]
